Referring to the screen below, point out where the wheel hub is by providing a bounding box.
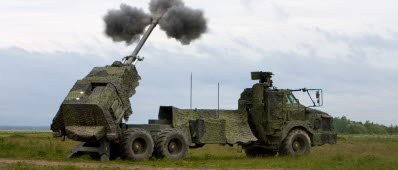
[132,138,146,153]
[168,142,177,153]
[133,143,142,152]
[292,141,301,151]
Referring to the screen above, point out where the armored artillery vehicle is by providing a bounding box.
[51,16,336,161]
[51,69,336,161]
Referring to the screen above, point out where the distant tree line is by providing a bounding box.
[334,116,398,134]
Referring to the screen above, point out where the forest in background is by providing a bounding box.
[334,116,398,134]
[0,117,397,135]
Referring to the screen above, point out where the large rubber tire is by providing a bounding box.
[244,146,277,157]
[279,129,311,156]
[120,128,154,161]
[154,129,188,160]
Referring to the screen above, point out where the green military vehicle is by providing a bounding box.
[51,68,336,161]
[50,16,336,161]
[127,71,336,160]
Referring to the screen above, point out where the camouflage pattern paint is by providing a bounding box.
[51,61,140,142]
[155,107,257,144]
[146,72,336,150]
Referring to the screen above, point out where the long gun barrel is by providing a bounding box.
[125,17,161,65]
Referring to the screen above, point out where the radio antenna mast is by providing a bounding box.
[217,82,220,114]
[190,72,193,109]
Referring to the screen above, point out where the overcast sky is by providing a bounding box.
[0,0,397,126]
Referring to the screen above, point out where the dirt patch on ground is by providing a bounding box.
[0,158,279,170]
[0,158,150,169]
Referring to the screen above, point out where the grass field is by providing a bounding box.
[0,131,397,169]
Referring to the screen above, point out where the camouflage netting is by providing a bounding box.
[51,62,140,142]
[161,107,257,144]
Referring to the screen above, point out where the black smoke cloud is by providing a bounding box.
[104,4,151,45]
[159,6,207,45]
[104,0,207,45]
[149,0,184,16]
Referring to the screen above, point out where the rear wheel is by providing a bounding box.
[279,129,311,156]
[154,129,188,160]
[120,128,154,161]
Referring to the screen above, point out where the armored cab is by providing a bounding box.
[238,72,336,156]
[51,61,140,142]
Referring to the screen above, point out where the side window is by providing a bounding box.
[286,95,292,104]
[288,94,298,104]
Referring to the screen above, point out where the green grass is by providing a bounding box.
[3,162,85,170]
[0,131,397,169]
[1,162,130,170]
[0,131,79,161]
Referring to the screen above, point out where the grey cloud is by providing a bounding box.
[240,1,289,21]
[315,28,398,51]
[270,3,289,21]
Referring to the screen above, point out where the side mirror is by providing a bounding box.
[316,91,320,104]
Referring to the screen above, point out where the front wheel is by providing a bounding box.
[279,129,311,156]
[154,129,189,160]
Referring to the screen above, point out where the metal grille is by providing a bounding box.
[322,117,333,131]
[321,134,330,143]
